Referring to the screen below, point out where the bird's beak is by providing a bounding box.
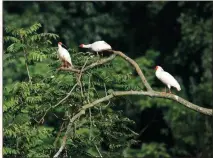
[62,44,67,49]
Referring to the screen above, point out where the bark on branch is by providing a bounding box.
[81,90,212,116]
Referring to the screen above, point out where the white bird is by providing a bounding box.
[79,41,112,55]
[58,42,73,68]
[155,66,181,93]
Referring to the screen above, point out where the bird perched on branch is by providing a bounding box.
[58,42,73,68]
[79,41,112,56]
[155,66,181,93]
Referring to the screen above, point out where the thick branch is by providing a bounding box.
[81,90,212,116]
[107,50,153,91]
[113,91,213,116]
[58,67,80,73]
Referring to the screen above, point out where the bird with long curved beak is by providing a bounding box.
[155,66,181,93]
[58,42,73,68]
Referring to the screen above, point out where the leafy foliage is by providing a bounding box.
[124,142,171,158]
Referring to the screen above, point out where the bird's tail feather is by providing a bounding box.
[176,86,181,91]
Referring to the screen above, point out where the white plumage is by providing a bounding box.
[155,66,181,93]
[79,41,112,52]
[58,42,72,68]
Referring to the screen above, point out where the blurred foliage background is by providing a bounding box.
[3,1,213,158]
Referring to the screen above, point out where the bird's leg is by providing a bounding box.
[65,61,70,68]
[96,52,101,59]
[169,89,172,94]
[67,62,72,68]
[62,60,66,68]
[67,61,72,68]
[65,61,68,68]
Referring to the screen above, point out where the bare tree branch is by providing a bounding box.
[53,110,85,158]
[94,144,102,158]
[53,83,78,108]
[84,90,213,115]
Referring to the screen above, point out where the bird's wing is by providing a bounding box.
[92,41,111,51]
[61,48,72,65]
[95,40,105,43]
[160,71,180,89]
[99,41,110,46]
[92,41,103,45]
[103,41,112,49]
